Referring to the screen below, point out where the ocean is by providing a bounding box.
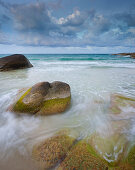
[0,54,135,169]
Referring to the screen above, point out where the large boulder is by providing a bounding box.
[11,81,71,115]
[32,131,75,169]
[0,54,33,71]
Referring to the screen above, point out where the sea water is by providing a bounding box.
[0,54,135,169]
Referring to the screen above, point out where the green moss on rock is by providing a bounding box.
[13,88,42,113]
[37,96,71,115]
[111,106,121,114]
[109,163,134,170]
[58,141,108,170]
[32,134,75,169]
[13,88,37,113]
[13,94,71,115]
[116,95,135,102]
[12,82,71,115]
[87,133,128,167]
[125,145,135,166]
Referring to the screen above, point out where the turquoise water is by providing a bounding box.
[28,54,135,69]
[0,54,135,170]
[0,54,134,65]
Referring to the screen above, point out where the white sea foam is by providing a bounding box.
[32,60,135,69]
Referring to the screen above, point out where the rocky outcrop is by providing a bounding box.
[112,53,135,59]
[31,92,135,169]
[0,54,33,71]
[32,129,135,170]
[32,131,75,169]
[11,81,71,115]
[58,141,108,170]
[131,53,135,59]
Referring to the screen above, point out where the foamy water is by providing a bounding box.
[0,54,135,169]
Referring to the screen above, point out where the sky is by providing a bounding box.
[0,0,135,54]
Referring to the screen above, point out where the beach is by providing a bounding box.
[0,54,135,169]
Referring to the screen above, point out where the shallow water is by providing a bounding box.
[0,54,135,169]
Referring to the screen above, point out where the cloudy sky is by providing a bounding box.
[0,0,135,54]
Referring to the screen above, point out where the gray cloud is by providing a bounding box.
[7,2,90,37]
[0,0,134,48]
[114,13,135,27]
[47,0,63,10]
[10,2,57,34]
[0,0,9,9]
[11,2,93,39]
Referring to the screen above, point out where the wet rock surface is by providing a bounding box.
[32,132,75,169]
[0,54,33,71]
[11,81,71,115]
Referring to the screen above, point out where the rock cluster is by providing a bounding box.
[31,93,135,170]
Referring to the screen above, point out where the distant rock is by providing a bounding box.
[10,81,71,115]
[112,53,135,59]
[0,54,33,71]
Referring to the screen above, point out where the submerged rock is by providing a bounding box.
[125,145,135,166]
[32,131,75,169]
[58,141,108,170]
[11,81,71,115]
[110,120,130,135]
[110,94,135,114]
[0,54,33,71]
[87,133,128,167]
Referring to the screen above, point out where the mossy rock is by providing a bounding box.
[110,94,135,114]
[32,133,75,169]
[36,96,71,115]
[11,81,71,115]
[109,163,134,170]
[87,133,128,167]
[58,141,108,170]
[13,87,40,113]
[125,145,135,166]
